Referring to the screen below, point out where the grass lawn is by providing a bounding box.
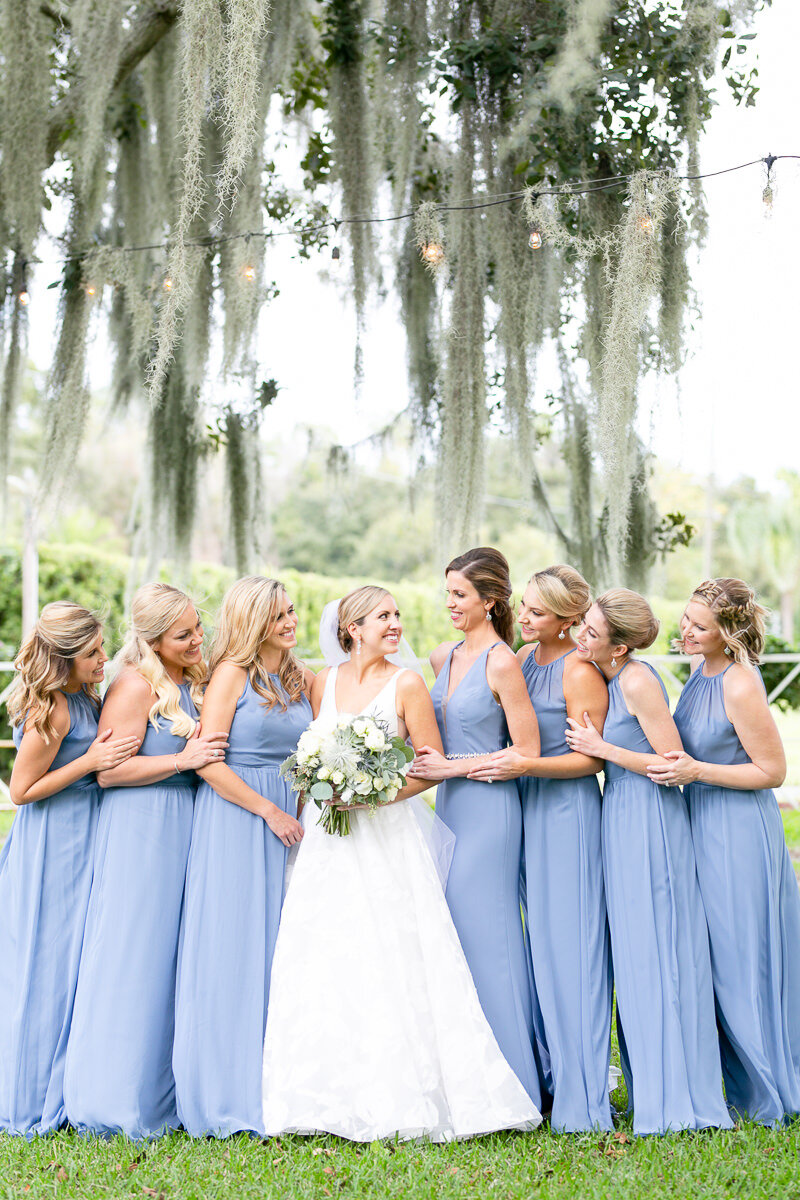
[2,1117,800,1200]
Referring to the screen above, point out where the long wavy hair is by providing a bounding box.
[208,576,305,710]
[7,602,102,743]
[446,547,515,646]
[113,583,205,737]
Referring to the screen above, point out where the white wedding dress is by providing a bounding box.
[261,667,541,1142]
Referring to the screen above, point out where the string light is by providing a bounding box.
[163,276,173,292]
[84,282,97,297]
[763,152,776,213]
[638,214,653,234]
[330,245,341,270]
[17,288,29,307]
[528,229,542,250]
[420,241,445,266]
[241,264,255,282]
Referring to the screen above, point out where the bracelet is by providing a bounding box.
[445,751,496,759]
[173,757,181,775]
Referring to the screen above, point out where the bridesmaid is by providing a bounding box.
[468,564,612,1132]
[63,584,227,1139]
[409,547,543,1106]
[173,577,310,1137]
[566,589,731,1134]
[0,605,138,1135]
[649,577,800,1125]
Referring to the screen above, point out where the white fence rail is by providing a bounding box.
[3,655,800,810]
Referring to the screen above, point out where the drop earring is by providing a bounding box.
[558,629,566,641]
[611,657,617,668]
[355,638,362,656]
[485,610,492,622]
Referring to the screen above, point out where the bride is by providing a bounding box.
[261,585,541,1142]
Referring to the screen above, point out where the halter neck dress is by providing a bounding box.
[174,671,311,1137]
[674,663,800,1125]
[0,690,101,1135]
[602,661,731,1134]
[431,642,542,1108]
[64,681,198,1139]
[519,648,613,1132]
[262,665,541,1141]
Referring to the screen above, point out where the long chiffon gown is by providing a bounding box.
[261,667,541,1141]
[173,674,311,1137]
[519,649,613,1132]
[602,661,731,1134]
[0,691,101,1135]
[431,643,542,1108]
[63,683,198,1139]
[675,663,800,1125]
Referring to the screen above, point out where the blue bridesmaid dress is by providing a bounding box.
[431,643,542,1106]
[675,664,800,1125]
[602,661,731,1134]
[63,682,198,1139]
[519,650,613,1132]
[173,673,311,1136]
[0,691,100,1136]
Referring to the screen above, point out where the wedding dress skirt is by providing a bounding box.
[261,668,541,1142]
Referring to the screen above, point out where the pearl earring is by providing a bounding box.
[724,646,731,656]
[485,610,492,622]
[611,657,617,668]
[558,630,566,640]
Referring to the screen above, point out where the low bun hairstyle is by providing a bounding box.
[689,578,766,666]
[446,547,515,647]
[595,589,659,655]
[337,586,393,652]
[7,603,102,742]
[529,564,591,624]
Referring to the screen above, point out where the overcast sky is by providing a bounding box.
[28,2,799,491]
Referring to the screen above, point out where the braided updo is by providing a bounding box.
[689,578,767,666]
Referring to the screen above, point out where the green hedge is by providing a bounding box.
[0,546,455,666]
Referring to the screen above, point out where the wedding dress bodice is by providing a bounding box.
[318,665,403,736]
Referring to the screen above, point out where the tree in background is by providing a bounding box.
[0,0,762,583]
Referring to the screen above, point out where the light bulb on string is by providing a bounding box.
[638,213,653,235]
[84,282,97,298]
[163,275,173,292]
[18,289,29,307]
[331,245,341,271]
[762,153,776,214]
[420,241,445,267]
[528,229,542,250]
[241,264,255,282]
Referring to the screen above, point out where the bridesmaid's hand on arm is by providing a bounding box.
[465,647,540,782]
[196,661,303,844]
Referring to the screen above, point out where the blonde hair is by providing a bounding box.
[7,603,102,743]
[595,588,659,655]
[208,576,305,710]
[114,583,205,737]
[529,564,591,624]
[688,578,767,667]
[337,586,393,653]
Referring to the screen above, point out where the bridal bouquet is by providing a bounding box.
[280,715,414,836]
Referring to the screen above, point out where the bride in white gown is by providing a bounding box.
[261,586,541,1142]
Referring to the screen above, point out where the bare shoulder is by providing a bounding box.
[621,660,664,702]
[517,644,535,665]
[563,652,605,687]
[430,641,458,675]
[311,666,331,695]
[487,641,522,680]
[302,665,317,693]
[396,670,431,702]
[208,660,247,688]
[723,662,765,703]
[105,669,153,704]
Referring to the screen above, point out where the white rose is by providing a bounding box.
[355,779,373,796]
[317,767,331,781]
[385,785,400,802]
[352,718,370,737]
[364,728,387,751]
[332,770,345,787]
